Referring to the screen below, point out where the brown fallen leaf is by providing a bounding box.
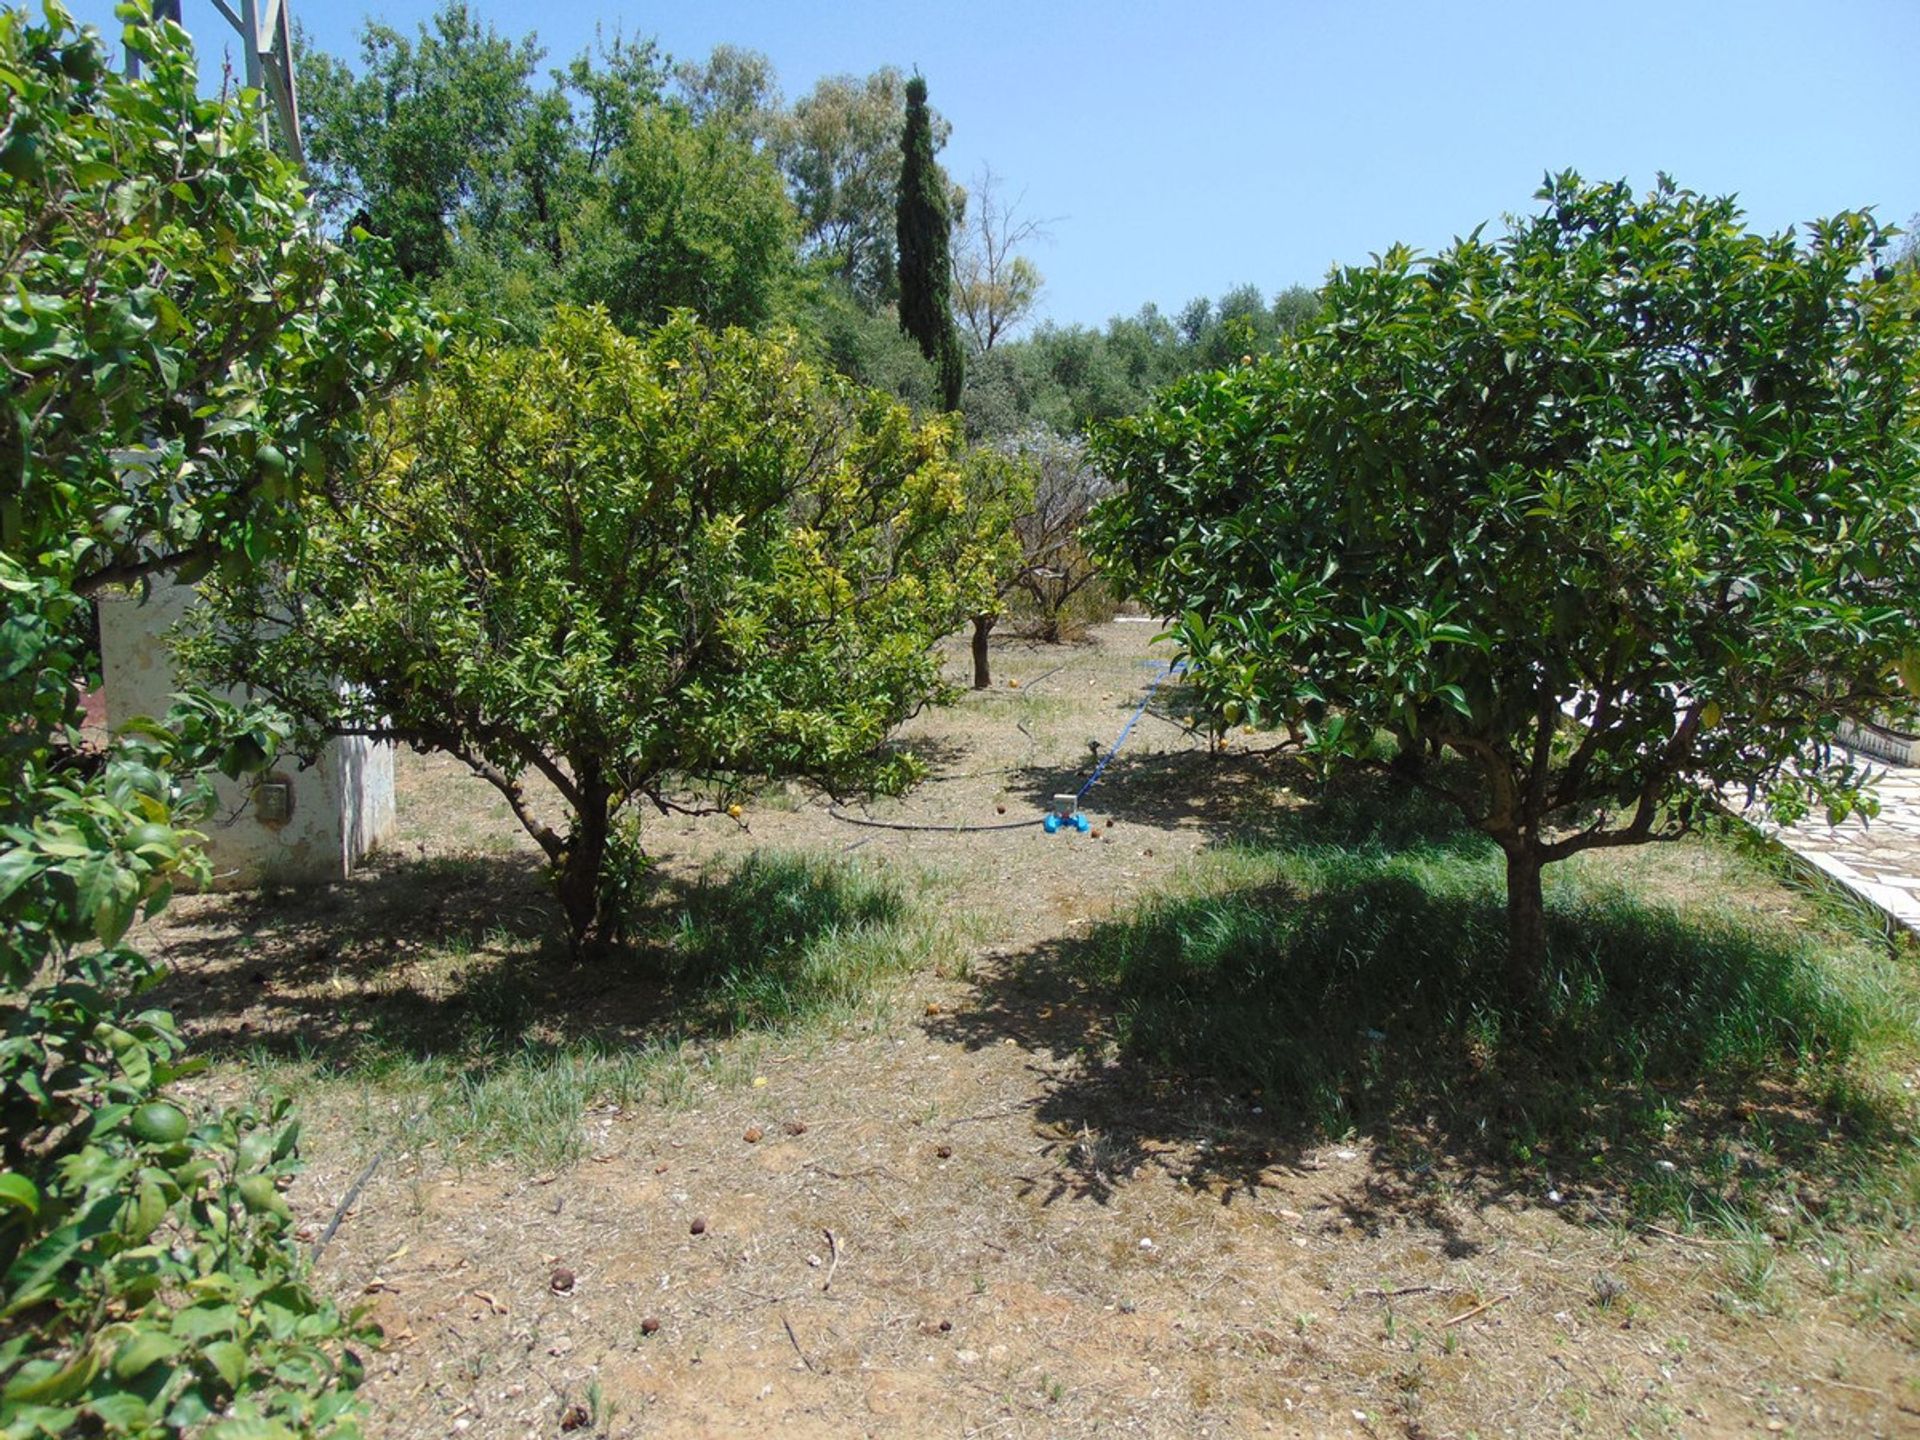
[472,1290,509,1316]
[743,1126,764,1144]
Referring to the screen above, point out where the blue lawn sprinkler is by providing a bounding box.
[1043,793,1092,835]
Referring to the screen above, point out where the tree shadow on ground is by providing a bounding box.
[871,733,971,779]
[1003,743,1295,834]
[927,775,1913,1235]
[151,846,919,1070]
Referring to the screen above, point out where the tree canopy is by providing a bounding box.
[1091,174,1920,992]
[293,2,1324,437]
[951,163,1048,354]
[188,309,1017,948]
[573,104,796,332]
[961,284,1321,440]
[785,65,944,308]
[299,6,795,336]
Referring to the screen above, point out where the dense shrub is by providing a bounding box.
[0,7,431,1435]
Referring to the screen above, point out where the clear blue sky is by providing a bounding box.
[65,0,1920,331]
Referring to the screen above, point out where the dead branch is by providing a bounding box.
[780,1312,818,1373]
[1443,1292,1512,1327]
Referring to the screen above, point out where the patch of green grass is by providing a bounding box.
[252,852,952,1169]
[1073,774,1920,1229]
[659,850,933,1033]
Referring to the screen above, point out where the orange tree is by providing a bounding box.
[1091,175,1920,998]
[189,307,1017,951]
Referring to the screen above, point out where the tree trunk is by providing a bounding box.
[1389,728,1426,779]
[555,785,611,956]
[1504,844,1548,1004]
[971,614,994,689]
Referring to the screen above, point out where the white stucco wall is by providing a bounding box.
[97,579,394,889]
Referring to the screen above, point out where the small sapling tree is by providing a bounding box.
[1091,175,1920,998]
[191,308,1015,950]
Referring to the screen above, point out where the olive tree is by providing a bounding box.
[191,308,1016,950]
[1091,174,1920,997]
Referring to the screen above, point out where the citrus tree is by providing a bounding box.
[189,307,1014,950]
[1091,174,1920,997]
[0,4,433,1436]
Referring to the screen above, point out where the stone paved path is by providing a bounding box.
[1734,753,1920,933]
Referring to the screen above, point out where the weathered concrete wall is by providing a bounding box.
[96,579,394,889]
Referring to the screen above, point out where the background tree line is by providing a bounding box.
[294,2,1321,441]
[292,0,1323,659]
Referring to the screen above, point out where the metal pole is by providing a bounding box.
[119,3,303,174]
[236,0,263,93]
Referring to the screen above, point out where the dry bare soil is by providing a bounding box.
[143,624,1920,1438]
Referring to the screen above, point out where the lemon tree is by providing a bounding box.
[189,307,1011,950]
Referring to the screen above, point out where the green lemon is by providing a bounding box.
[125,822,178,856]
[0,135,43,183]
[236,1173,291,1221]
[129,1102,190,1145]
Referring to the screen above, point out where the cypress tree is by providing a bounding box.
[896,74,964,412]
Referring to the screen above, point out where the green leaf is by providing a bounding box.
[207,1419,298,1440]
[0,1172,40,1216]
[2,1348,99,1403]
[0,846,39,905]
[89,1391,154,1429]
[111,1329,181,1382]
[200,1339,246,1390]
[169,1301,240,1342]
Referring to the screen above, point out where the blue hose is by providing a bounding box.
[1075,662,1183,802]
